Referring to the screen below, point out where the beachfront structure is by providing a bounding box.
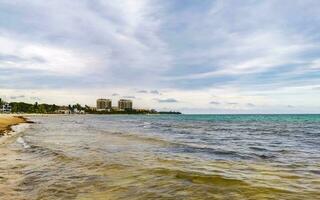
[55,109,72,114]
[73,108,85,114]
[1,103,11,113]
[118,99,133,111]
[96,99,112,111]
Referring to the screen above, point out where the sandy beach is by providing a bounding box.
[0,115,27,136]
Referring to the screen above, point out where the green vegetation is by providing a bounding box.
[2,101,181,115]
[9,102,58,113]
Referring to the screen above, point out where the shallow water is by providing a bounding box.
[0,114,319,199]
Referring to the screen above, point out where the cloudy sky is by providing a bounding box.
[0,0,320,113]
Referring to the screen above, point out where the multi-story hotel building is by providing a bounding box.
[118,99,133,110]
[96,99,112,110]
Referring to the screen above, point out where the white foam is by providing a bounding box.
[16,136,30,148]
[11,123,31,133]
[11,123,31,148]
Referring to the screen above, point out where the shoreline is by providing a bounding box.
[0,115,32,200]
[0,115,29,136]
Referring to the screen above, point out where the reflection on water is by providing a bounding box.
[0,115,319,199]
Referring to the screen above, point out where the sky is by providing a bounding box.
[0,0,320,113]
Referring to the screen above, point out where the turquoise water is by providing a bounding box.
[147,114,320,122]
[1,114,319,199]
[89,114,320,163]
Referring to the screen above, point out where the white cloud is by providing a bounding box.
[166,30,317,80]
[1,0,320,113]
[0,0,171,77]
[309,59,320,69]
[0,35,100,75]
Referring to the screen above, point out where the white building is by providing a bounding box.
[1,103,11,113]
[118,99,133,111]
[96,99,112,111]
[55,109,71,114]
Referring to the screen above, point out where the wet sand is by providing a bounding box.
[0,115,26,136]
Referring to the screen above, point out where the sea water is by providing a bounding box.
[1,114,319,199]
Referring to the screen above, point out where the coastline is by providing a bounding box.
[0,115,31,200]
[0,115,29,139]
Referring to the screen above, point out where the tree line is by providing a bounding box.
[1,100,88,114]
[1,99,181,114]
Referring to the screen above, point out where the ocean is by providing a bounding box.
[1,114,319,199]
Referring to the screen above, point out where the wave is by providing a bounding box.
[148,167,295,196]
[11,123,31,134]
[26,143,76,163]
[0,123,31,144]
[16,137,30,149]
[107,130,254,160]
